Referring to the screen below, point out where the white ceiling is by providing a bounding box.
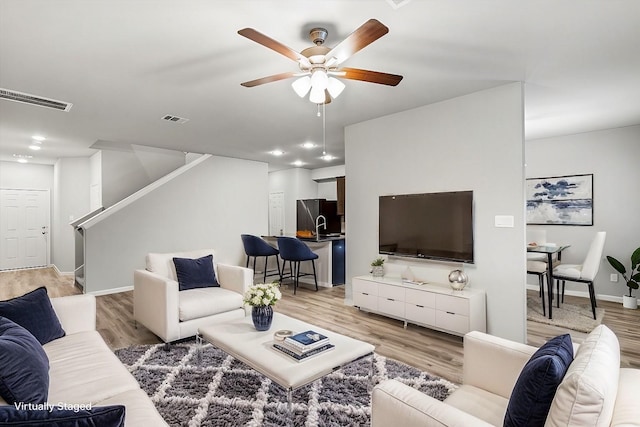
[1,0,639,170]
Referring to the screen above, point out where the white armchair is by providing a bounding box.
[134,249,252,343]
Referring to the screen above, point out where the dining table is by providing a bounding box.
[527,244,571,319]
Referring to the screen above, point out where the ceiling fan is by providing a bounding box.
[238,19,403,104]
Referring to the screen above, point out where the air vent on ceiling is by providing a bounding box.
[0,88,72,112]
[385,0,412,9]
[161,115,190,124]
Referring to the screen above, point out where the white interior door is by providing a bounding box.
[0,189,50,270]
[269,191,285,236]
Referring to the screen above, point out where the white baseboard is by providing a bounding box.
[295,277,332,288]
[525,284,623,304]
[51,264,74,278]
[88,285,134,297]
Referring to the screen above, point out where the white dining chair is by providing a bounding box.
[552,231,607,320]
[527,260,547,316]
[526,228,548,262]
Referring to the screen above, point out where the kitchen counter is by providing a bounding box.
[271,234,345,243]
[262,235,345,286]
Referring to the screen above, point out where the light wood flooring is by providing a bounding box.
[1,267,638,384]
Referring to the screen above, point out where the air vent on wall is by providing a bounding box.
[0,88,72,111]
[161,115,190,124]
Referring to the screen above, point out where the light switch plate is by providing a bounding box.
[494,215,514,228]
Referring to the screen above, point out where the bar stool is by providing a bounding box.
[276,236,318,295]
[240,234,281,283]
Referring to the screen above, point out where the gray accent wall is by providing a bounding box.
[525,125,640,301]
[345,83,526,342]
[53,158,91,273]
[99,144,186,208]
[83,155,268,294]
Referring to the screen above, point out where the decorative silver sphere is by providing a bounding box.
[448,269,468,290]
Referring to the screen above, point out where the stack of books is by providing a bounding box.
[273,330,334,361]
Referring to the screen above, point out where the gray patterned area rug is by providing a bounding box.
[115,340,457,427]
[527,296,604,333]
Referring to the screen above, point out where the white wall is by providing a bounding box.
[0,161,53,189]
[313,165,345,200]
[52,158,91,273]
[311,165,346,181]
[268,168,318,235]
[317,182,338,200]
[345,83,526,342]
[100,145,185,207]
[89,152,102,210]
[526,125,640,301]
[0,160,90,274]
[83,155,268,294]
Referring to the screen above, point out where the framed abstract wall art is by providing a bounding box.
[526,174,593,226]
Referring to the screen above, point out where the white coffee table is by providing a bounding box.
[197,312,375,416]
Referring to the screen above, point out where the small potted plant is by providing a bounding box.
[371,257,385,277]
[606,247,640,309]
[243,282,282,330]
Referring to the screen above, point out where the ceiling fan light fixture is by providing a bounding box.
[291,76,311,97]
[327,77,345,99]
[309,85,326,104]
[310,69,329,91]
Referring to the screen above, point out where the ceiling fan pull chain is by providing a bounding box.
[322,103,326,156]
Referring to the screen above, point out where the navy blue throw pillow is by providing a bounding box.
[504,334,573,427]
[0,404,125,426]
[0,286,65,345]
[173,254,220,291]
[0,317,50,405]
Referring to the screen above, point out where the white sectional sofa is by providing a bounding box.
[372,326,640,427]
[0,294,167,426]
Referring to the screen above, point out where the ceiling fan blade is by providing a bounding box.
[238,28,311,68]
[340,67,403,86]
[241,72,297,87]
[325,19,389,66]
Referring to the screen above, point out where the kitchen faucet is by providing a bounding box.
[315,215,327,239]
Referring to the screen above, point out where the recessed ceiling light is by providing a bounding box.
[301,142,316,149]
[29,144,42,151]
[270,150,285,156]
[13,154,32,163]
[32,135,46,141]
[320,154,335,161]
[292,160,305,167]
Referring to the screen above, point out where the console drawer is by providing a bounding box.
[379,284,405,301]
[378,297,405,318]
[405,288,436,308]
[435,310,469,335]
[354,292,378,311]
[436,295,469,316]
[405,303,436,326]
[353,279,378,296]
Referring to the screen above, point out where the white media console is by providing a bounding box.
[352,275,486,336]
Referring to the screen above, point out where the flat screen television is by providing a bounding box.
[379,190,474,263]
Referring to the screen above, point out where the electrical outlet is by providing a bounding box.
[610,273,618,282]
